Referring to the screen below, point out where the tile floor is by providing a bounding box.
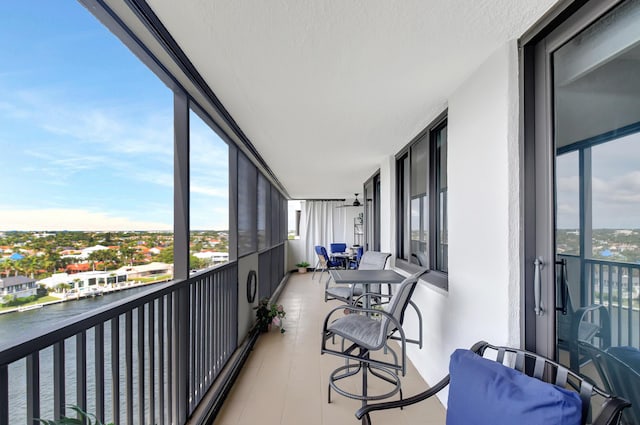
[214,272,446,425]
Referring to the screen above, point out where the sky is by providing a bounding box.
[556,132,640,229]
[0,1,229,231]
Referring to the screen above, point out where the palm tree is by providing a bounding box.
[119,245,135,266]
[20,256,38,279]
[1,259,15,277]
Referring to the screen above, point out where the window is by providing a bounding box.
[364,172,381,251]
[288,200,302,239]
[0,1,175,274]
[257,173,269,250]
[237,152,257,256]
[396,115,448,287]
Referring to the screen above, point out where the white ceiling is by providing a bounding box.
[145,0,558,199]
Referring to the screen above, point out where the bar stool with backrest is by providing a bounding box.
[321,270,426,406]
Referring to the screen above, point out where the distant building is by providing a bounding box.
[66,263,91,273]
[116,262,173,279]
[80,245,109,259]
[61,245,110,261]
[0,276,37,300]
[193,251,229,265]
[39,270,128,290]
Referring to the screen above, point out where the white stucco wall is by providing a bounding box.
[384,40,521,406]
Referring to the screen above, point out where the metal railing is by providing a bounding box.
[258,244,285,301]
[0,262,238,425]
[584,258,640,348]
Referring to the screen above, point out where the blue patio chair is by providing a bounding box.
[330,243,347,254]
[330,242,348,267]
[348,246,364,269]
[312,245,342,283]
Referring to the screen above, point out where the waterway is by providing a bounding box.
[0,285,157,424]
[0,286,151,341]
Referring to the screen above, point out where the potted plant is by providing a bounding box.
[254,297,286,333]
[37,405,114,424]
[295,261,310,274]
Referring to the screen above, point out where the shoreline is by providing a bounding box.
[0,279,169,316]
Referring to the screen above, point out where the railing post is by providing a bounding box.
[0,365,7,425]
[95,323,104,423]
[110,317,120,424]
[172,286,189,423]
[27,353,40,425]
[173,84,191,423]
[53,342,65,420]
[76,332,86,419]
[137,307,145,425]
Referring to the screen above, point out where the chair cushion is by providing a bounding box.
[326,286,352,301]
[446,349,582,425]
[327,314,382,350]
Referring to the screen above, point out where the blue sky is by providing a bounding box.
[0,1,229,231]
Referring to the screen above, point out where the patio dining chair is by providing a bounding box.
[578,341,640,425]
[348,246,364,269]
[556,258,611,371]
[356,341,631,425]
[312,245,342,283]
[330,242,348,267]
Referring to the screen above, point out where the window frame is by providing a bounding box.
[396,111,448,290]
[364,171,381,252]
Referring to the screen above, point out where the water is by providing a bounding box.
[0,287,150,342]
[0,286,157,424]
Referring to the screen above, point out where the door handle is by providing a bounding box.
[555,259,568,315]
[534,257,544,316]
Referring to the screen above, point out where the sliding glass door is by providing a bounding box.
[526,0,640,420]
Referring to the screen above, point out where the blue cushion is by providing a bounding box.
[446,349,582,425]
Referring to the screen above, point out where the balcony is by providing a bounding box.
[215,272,445,425]
[2,0,639,424]
[0,250,445,425]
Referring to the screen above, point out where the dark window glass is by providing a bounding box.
[270,186,281,246]
[238,153,257,255]
[434,123,448,272]
[257,173,268,250]
[410,138,429,267]
[396,117,448,281]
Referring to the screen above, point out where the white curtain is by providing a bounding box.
[302,200,348,266]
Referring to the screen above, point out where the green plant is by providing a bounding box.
[36,405,114,425]
[295,261,310,268]
[254,297,286,333]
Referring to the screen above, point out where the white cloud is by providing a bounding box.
[0,209,171,231]
[190,184,228,198]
